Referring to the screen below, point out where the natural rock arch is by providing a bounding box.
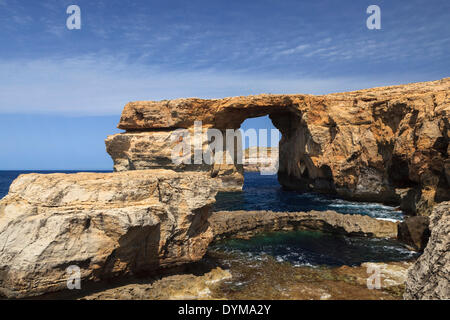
[107,78,450,215]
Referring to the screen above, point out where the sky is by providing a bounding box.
[0,0,449,169]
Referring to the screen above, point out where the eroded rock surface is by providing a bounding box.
[76,261,411,300]
[404,201,450,299]
[397,216,430,251]
[110,78,450,215]
[210,210,398,240]
[204,251,412,300]
[0,170,218,298]
[106,129,243,192]
[80,267,232,300]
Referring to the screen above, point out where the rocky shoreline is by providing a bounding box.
[74,259,414,300]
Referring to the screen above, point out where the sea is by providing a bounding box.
[214,172,404,221]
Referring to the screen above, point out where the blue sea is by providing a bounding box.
[214,171,404,221]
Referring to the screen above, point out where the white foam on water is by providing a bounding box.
[376,217,401,222]
[329,202,395,210]
[381,245,416,256]
[293,262,315,268]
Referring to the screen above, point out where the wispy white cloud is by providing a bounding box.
[0,55,433,116]
[1,1,448,77]
[11,14,33,24]
[0,1,448,117]
[279,44,310,56]
[272,28,449,65]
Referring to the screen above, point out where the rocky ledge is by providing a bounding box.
[75,261,412,300]
[210,210,398,240]
[0,170,218,298]
[79,267,232,300]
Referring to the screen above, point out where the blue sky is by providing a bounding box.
[0,0,449,169]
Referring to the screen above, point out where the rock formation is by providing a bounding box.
[397,216,430,251]
[0,170,218,298]
[80,267,232,300]
[76,262,410,300]
[404,201,450,299]
[106,129,243,192]
[210,210,398,240]
[0,78,447,299]
[108,78,450,215]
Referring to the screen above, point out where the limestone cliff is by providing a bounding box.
[105,130,243,192]
[0,170,218,298]
[109,78,450,215]
[404,201,449,299]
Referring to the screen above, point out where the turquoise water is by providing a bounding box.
[210,230,418,267]
[214,172,404,221]
[211,172,416,267]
